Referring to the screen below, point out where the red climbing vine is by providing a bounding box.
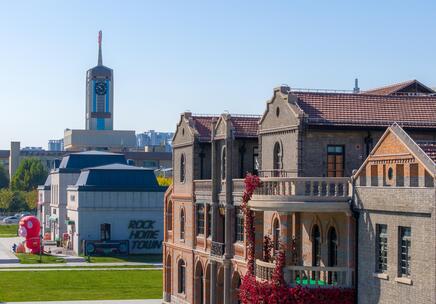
[241,173,261,275]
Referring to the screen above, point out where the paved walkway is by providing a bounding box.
[3,300,162,304]
[0,237,19,264]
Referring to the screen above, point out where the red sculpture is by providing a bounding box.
[18,216,41,254]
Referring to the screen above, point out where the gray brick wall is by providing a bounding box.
[355,187,435,304]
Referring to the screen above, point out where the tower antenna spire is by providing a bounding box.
[98,30,103,66]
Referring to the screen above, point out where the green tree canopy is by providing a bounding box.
[11,158,48,192]
[0,188,14,212]
[0,164,8,189]
[0,189,26,212]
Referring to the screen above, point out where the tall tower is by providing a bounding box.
[85,31,114,130]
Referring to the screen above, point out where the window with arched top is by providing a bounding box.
[273,218,280,252]
[221,147,226,180]
[178,259,186,294]
[312,225,321,267]
[328,227,338,267]
[180,154,186,183]
[180,208,185,240]
[167,201,173,231]
[273,142,282,176]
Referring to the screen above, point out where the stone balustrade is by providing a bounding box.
[284,265,354,288]
[250,177,352,212]
[255,259,354,288]
[232,179,245,193]
[254,177,351,198]
[194,179,212,196]
[255,259,275,281]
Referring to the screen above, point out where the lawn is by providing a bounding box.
[15,253,66,264]
[0,264,157,270]
[0,269,162,302]
[85,254,162,264]
[0,224,18,237]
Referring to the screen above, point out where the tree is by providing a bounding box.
[0,188,14,212]
[24,190,38,211]
[157,176,172,186]
[0,164,8,189]
[10,158,47,192]
[0,189,26,212]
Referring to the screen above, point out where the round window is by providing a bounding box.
[387,167,394,180]
[276,107,280,117]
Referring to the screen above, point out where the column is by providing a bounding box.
[223,261,231,304]
[224,205,234,257]
[210,261,217,304]
[346,213,353,287]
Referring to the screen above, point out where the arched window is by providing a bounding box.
[195,262,204,304]
[221,147,226,180]
[180,154,186,182]
[180,209,185,240]
[178,259,186,294]
[196,204,205,236]
[312,225,321,267]
[328,227,338,267]
[273,218,280,252]
[167,201,173,231]
[273,142,282,176]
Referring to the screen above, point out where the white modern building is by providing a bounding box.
[66,164,165,255]
[46,151,126,241]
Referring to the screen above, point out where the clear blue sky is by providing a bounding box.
[1,1,436,149]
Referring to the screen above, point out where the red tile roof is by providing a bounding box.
[190,115,260,141]
[293,92,436,128]
[191,116,217,141]
[231,116,260,138]
[417,142,436,163]
[363,80,435,95]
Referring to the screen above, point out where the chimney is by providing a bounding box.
[353,78,360,93]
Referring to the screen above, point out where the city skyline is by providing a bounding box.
[1,1,436,148]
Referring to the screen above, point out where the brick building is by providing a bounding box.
[163,80,436,304]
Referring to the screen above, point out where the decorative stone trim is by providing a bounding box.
[394,277,413,285]
[372,272,389,280]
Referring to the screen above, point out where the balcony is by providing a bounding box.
[255,259,354,288]
[194,179,212,199]
[194,179,246,200]
[211,241,225,257]
[250,177,352,212]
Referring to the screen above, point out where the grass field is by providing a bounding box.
[0,265,157,270]
[85,254,162,264]
[0,269,162,302]
[15,253,66,264]
[0,224,18,237]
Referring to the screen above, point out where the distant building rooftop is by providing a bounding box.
[73,164,165,192]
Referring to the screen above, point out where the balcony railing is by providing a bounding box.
[232,179,245,193]
[211,241,225,257]
[255,260,354,288]
[255,259,275,281]
[285,265,354,288]
[194,179,212,196]
[253,177,351,200]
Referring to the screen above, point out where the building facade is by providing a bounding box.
[48,139,64,152]
[66,164,166,255]
[137,130,174,152]
[353,124,435,304]
[64,31,136,151]
[163,80,436,304]
[46,151,127,241]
